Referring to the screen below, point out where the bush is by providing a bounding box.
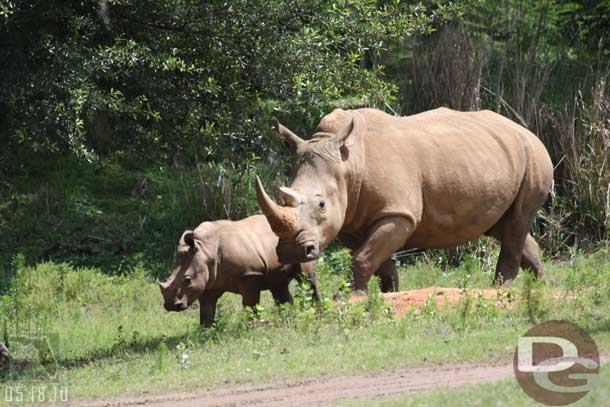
[0,0,446,171]
[2,256,154,326]
[0,160,286,282]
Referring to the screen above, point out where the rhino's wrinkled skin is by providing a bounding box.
[160,215,320,326]
[256,108,554,294]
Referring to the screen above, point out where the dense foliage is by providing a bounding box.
[0,0,452,169]
[0,0,608,280]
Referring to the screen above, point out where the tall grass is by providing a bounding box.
[404,24,487,113]
[404,10,610,253]
[538,76,610,249]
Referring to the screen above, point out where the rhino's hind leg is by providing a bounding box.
[375,259,399,292]
[489,208,547,286]
[494,236,527,286]
[488,158,550,287]
[487,228,544,284]
[520,233,543,278]
[486,210,531,286]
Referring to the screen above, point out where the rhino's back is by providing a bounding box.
[214,215,282,273]
[346,108,552,248]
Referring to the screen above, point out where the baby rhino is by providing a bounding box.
[160,215,320,326]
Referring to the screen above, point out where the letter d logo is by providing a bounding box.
[514,320,599,406]
[518,337,578,373]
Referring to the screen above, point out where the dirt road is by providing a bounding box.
[69,362,516,407]
[66,289,605,406]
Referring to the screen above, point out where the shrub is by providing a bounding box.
[403,23,488,113]
[537,76,610,249]
[0,257,155,332]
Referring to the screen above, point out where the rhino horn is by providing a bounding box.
[255,176,299,238]
[159,281,169,291]
[272,117,304,151]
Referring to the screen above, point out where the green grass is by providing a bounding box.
[0,249,608,405]
[337,365,610,407]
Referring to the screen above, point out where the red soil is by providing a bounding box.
[351,287,514,318]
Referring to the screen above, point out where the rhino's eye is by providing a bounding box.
[318,201,326,210]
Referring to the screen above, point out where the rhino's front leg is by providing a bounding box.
[352,216,415,295]
[240,277,263,308]
[299,261,321,302]
[270,283,293,304]
[377,259,399,293]
[199,291,222,327]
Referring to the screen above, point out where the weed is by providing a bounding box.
[0,251,608,401]
[519,273,547,325]
[458,291,473,331]
[366,277,389,321]
[176,343,190,370]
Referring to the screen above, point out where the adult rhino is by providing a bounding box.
[255,107,553,295]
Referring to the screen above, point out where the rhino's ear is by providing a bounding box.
[182,231,195,248]
[280,186,305,207]
[334,117,354,147]
[272,117,304,152]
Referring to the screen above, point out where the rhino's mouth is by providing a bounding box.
[163,294,189,312]
[296,230,320,260]
[277,232,320,263]
[304,243,319,259]
[164,302,187,312]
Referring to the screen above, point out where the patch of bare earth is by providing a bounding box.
[352,286,570,318]
[66,362,516,407]
[370,287,511,318]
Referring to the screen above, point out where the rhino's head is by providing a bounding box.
[160,225,218,312]
[256,110,358,263]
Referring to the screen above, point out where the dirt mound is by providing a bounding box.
[351,287,511,318]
